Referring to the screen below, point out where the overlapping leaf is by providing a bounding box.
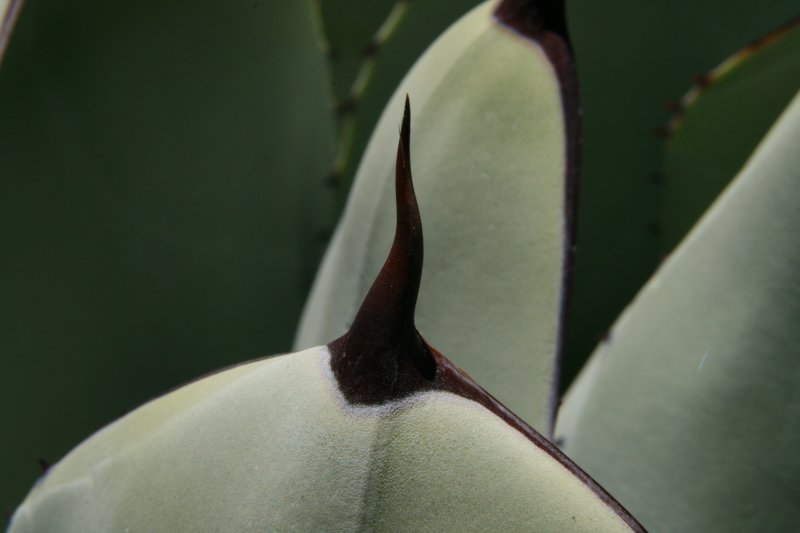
[557,90,800,531]
[9,108,641,530]
[296,0,578,431]
[562,0,800,389]
[660,18,800,252]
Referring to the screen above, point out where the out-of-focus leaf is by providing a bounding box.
[296,0,579,432]
[660,18,800,252]
[556,90,800,531]
[0,0,334,511]
[0,0,23,63]
[316,0,397,104]
[316,0,483,208]
[562,0,800,390]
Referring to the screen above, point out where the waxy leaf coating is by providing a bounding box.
[10,102,641,532]
[296,0,579,433]
[557,91,800,531]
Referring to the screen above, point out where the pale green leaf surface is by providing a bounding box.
[10,346,634,532]
[661,19,800,252]
[0,0,334,512]
[295,0,571,431]
[556,90,800,531]
[562,0,800,389]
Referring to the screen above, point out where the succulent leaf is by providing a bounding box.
[0,0,334,511]
[9,104,642,532]
[556,90,800,531]
[295,0,579,433]
[315,0,399,105]
[562,0,800,389]
[660,18,800,253]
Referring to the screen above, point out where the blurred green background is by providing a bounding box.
[1,0,797,515]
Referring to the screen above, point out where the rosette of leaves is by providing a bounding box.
[3,0,800,530]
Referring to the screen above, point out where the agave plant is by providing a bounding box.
[2,0,799,530]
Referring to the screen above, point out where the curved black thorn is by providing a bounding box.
[329,97,434,404]
[323,97,645,533]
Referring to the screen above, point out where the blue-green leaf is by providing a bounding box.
[557,90,800,531]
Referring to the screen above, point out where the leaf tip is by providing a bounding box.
[330,98,434,404]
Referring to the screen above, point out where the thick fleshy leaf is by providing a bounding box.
[562,0,800,389]
[0,0,334,511]
[10,111,641,530]
[556,90,800,531]
[295,0,579,432]
[660,18,800,252]
[9,347,640,532]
